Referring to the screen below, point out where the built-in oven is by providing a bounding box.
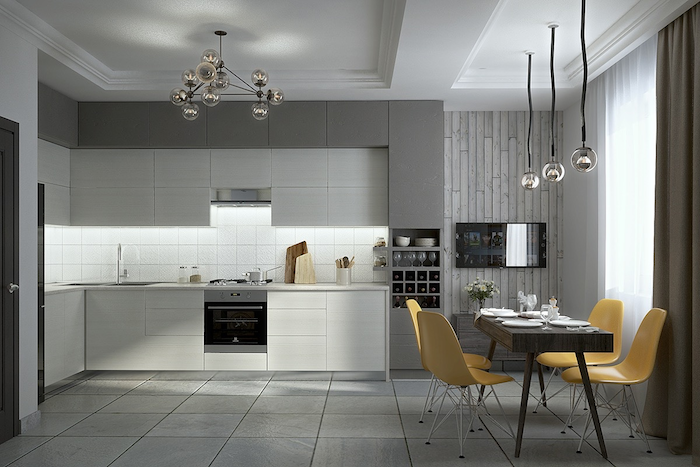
[204,289,267,353]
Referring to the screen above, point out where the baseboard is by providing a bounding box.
[20,410,41,433]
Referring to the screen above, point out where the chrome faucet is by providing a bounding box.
[116,243,129,284]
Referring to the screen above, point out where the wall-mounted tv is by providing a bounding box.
[455,223,546,268]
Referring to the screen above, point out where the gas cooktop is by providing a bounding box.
[208,279,272,286]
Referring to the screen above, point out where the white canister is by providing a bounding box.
[336,268,351,286]
[178,266,189,283]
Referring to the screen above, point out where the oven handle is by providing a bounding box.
[206,305,264,311]
[214,318,259,323]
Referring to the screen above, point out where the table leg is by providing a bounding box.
[575,352,607,458]
[537,361,546,408]
[515,352,534,457]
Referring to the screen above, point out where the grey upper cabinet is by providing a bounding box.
[71,149,155,188]
[39,83,78,148]
[327,148,388,187]
[388,101,444,228]
[71,187,155,226]
[79,103,150,147]
[155,187,210,226]
[272,149,327,187]
[211,149,272,188]
[38,139,71,225]
[268,102,326,147]
[207,102,269,147]
[272,188,328,226]
[155,149,211,187]
[148,102,207,147]
[327,101,388,147]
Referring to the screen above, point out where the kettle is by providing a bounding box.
[243,268,262,282]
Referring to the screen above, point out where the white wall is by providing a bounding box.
[561,89,605,318]
[0,24,38,420]
[45,209,388,285]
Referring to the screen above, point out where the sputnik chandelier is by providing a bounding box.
[170,30,284,121]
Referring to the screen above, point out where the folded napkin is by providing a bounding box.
[520,311,543,319]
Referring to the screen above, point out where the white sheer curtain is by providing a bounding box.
[597,37,657,352]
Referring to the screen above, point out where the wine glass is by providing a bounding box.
[428,252,437,266]
[393,251,402,267]
[417,251,427,266]
[541,306,554,331]
[405,251,417,267]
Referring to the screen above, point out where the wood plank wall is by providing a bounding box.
[442,111,564,317]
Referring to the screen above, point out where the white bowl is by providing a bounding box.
[395,236,410,247]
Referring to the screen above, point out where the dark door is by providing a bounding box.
[0,116,19,444]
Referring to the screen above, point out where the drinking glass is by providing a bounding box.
[393,251,402,267]
[406,251,417,267]
[542,307,553,330]
[417,251,427,266]
[428,252,437,266]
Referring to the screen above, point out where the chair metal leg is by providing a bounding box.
[419,375,438,423]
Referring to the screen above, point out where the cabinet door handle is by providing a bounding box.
[7,283,19,294]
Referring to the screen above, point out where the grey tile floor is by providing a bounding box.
[0,370,691,467]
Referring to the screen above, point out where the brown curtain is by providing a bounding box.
[643,3,700,464]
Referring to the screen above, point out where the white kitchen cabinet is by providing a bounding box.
[44,183,71,226]
[44,291,85,386]
[155,149,211,188]
[271,187,328,226]
[145,290,203,336]
[154,187,210,226]
[211,149,272,189]
[87,290,203,370]
[204,353,267,371]
[267,291,327,370]
[326,291,386,371]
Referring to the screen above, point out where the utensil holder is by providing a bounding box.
[336,268,351,286]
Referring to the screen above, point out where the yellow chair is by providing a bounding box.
[561,307,667,454]
[406,299,491,423]
[534,298,624,423]
[417,310,514,458]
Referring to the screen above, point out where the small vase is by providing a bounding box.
[473,299,485,313]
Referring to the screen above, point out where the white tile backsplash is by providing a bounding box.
[45,210,387,284]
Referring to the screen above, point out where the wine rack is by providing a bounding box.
[389,228,442,312]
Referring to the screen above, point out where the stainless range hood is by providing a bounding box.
[211,189,271,207]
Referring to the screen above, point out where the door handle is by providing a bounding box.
[7,283,19,293]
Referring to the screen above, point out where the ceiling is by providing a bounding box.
[1,0,696,110]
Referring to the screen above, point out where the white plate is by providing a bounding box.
[489,309,517,318]
[551,319,590,327]
[501,320,543,328]
[479,311,495,317]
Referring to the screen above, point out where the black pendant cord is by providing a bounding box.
[550,26,556,162]
[527,53,533,170]
[580,0,588,145]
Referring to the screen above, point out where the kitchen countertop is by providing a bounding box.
[46,281,390,295]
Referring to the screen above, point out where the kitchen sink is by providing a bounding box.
[57,282,160,286]
[105,282,160,286]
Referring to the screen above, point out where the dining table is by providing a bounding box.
[473,313,614,458]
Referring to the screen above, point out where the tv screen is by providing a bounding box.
[455,223,546,268]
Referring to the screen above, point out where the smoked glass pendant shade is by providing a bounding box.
[571,146,598,172]
[251,101,269,120]
[182,102,200,121]
[521,171,540,190]
[542,161,565,182]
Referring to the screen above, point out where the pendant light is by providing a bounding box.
[521,52,540,190]
[571,0,598,172]
[542,24,565,182]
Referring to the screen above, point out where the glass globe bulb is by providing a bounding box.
[195,62,217,83]
[251,101,269,120]
[521,171,540,190]
[213,71,230,90]
[182,102,200,121]
[267,88,284,105]
[181,69,199,86]
[170,88,187,106]
[251,69,269,87]
[571,146,598,172]
[201,48,220,67]
[542,161,565,182]
[201,86,221,107]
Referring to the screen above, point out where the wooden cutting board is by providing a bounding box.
[294,253,316,284]
[285,241,308,283]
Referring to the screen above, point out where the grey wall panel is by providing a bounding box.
[39,83,79,148]
[268,102,326,147]
[388,101,443,229]
[79,102,149,147]
[207,102,268,147]
[148,102,207,147]
[327,101,388,147]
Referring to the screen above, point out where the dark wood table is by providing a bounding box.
[473,315,613,458]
